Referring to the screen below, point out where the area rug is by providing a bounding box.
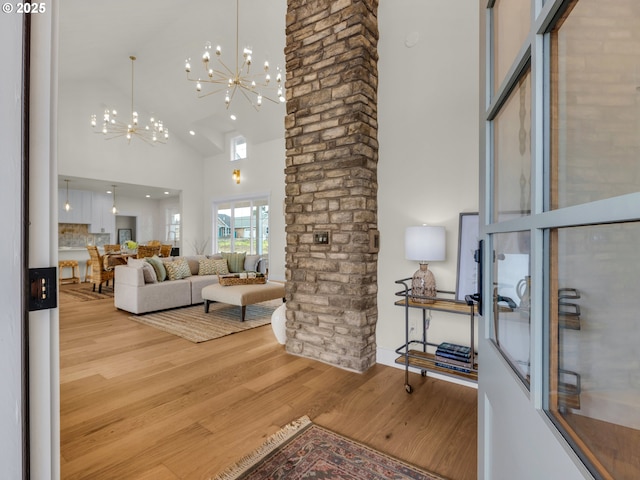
[211,416,448,480]
[58,283,114,303]
[128,301,279,343]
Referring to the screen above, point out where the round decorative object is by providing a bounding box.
[271,303,287,345]
[411,263,436,304]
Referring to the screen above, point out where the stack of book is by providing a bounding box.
[435,342,473,373]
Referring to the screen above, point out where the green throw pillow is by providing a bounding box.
[165,258,192,281]
[222,252,246,273]
[198,258,229,275]
[145,255,167,282]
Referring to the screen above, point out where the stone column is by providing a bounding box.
[284,0,379,372]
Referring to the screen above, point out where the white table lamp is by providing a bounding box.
[405,225,446,303]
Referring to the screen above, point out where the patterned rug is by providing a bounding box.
[211,416,448,480]
[128,300,279,343]
[58,282,114,303]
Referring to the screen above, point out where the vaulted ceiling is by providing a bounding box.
[58,0,287,158]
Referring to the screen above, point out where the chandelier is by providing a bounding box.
[184,0,285,111]
[90,56,169,145]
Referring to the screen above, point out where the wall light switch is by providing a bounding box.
[313,231,330,244]
[29,267,58,311]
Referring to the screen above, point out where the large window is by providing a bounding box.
[214,197,268,255]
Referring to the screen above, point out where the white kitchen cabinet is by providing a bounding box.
[90,192,116,241]
[58,188,92,224]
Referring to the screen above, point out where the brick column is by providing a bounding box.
[284,0,379,372]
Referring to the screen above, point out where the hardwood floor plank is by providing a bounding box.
[60,297,477,479]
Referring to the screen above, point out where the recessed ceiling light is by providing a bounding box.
[106,190,112,194]
[189,130,195,136]
[145,194,151,198]
[230,114,237,121]
[164,191,170,195]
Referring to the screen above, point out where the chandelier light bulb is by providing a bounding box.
[208,68,214,78]
[257,94,262,106]
[225,91,231,105]
[65,202,70,212]
[265,73,271,84]
[185,59,191,72]
[112,109,117,116]
[196,80,202,92]
[216,45,222,56]
[264,60,269,70]
[90,115,97,127]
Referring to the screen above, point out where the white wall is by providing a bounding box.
[377,1,480,355]
[202,136,287,281]
[57,80,204,255]
[0,10,26,479]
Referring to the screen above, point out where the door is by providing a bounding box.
[479,1,640,479]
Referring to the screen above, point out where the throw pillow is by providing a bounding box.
[164,258,192,281]
[198,258,230,276]
[128,258,157,284]
[222,252,247,273]
[145,255,167,282]
[244,254,261,272]
[213,258,229,275]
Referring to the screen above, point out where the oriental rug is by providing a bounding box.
[128,300,279,343]
[211,416,448,480]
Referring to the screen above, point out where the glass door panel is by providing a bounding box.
[491,231,531,385]
[493,0,531,93]
[548,222,640,479]
[493,69,532,222]
[550,0,640,210]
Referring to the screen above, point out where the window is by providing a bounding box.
[214,197,268,255]
[231,135,247,161]
[166,207,180,244]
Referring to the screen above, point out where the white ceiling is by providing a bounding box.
[58,0,287,160]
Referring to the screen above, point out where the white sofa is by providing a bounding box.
[114,254,262,314]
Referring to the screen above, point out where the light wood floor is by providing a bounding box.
[60,292,477,480]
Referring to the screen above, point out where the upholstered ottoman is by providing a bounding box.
[202,282,286,321]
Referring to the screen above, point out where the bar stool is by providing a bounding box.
[84,260,93,283]
[59,260,80,284]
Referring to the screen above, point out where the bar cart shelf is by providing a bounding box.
[394,278,478,393]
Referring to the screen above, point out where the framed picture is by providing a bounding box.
[455,212,480,302]
[118,228,132,244]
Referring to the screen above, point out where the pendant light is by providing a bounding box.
[111,185,118,215]
[64,179,72,212]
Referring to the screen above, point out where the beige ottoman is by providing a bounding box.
[202,282,286,321]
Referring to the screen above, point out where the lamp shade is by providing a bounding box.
[405,225,446,262]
